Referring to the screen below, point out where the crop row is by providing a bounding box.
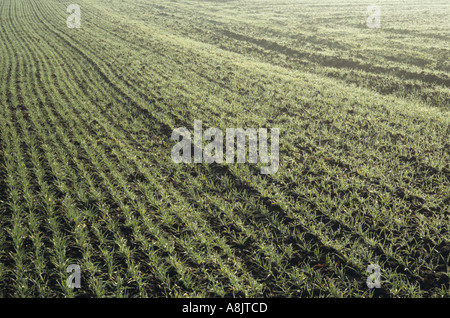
[0,0,448,297]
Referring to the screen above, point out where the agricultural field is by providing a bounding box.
[0,0,449,298]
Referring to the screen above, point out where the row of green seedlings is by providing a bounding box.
[35,6,356,298]
[29,19,234,298]
[2,0,143,297]
[80,0,446,216]
[2,3,89,296]
[43,4,390,298]
[0,8,15,295]
[18,0,450,296]
[92,0,450,294]
[0,4,60,296]
[18,10,270,296]
[48,11,370,296]
[58,54,368,300]
[77,2,414,296]
[62,0,450,286]
[17,12,172,296]
[0,0,428,298]
[50,72,267,297]
[40,1,298,298]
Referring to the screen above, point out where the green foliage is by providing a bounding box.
[0,0,448,298]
